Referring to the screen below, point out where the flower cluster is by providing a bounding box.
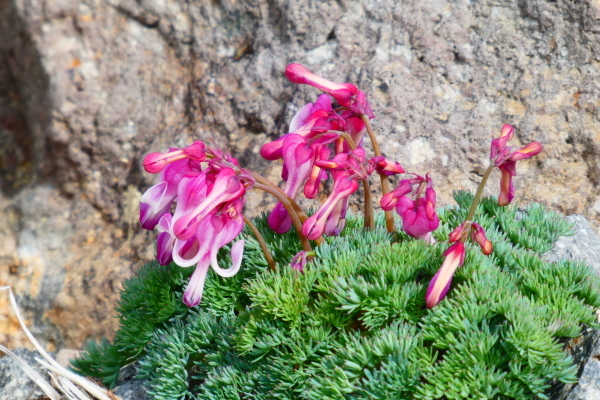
[140,143,253,306]
[262,64,437,243]
[261,65,377,239]
[139,66,542,310]
[380,174,439,243]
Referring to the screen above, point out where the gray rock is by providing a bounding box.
[113,363,150,400]
[543,215,600,275]
[0,348,53,400]
[548,328,600,400]
[0,349,148,400]
[544,215,600,400]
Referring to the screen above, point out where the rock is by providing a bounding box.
[0,348,148,400]
[113,363,150,400]
[0,348,53,400]
[543,215,600,400]
[1,0,600,350]
[548,328,600,400]
[543,215,600,275]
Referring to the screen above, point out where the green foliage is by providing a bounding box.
[73,194,600,399]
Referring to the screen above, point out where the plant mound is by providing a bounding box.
[72,192,600,400]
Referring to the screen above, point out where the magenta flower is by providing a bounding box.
[141,140,252,307]
[426,242,466,309]
[285,63,375,119]
[286,64,358,107]
[173,168,246,240]
[156,213,176,265]
[261,94,333,161]
[302,174,358,240]
[139,159,202,230]
[268,134,316,233]
[380,175,439,242]
[143,141,206,174]
[302,149,368,240]
[426,221,493,308]
[369,156,405,176]
[178,209,246,307]
[490,124,543,206]
[304,145,331,199]
[290,250,310,273]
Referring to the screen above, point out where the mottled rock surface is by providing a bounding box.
[0,349,148,400]
[1,0,599,349]
[544,215,600,274]
[0,348,53,400]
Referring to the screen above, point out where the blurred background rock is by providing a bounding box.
[0,0,599,351]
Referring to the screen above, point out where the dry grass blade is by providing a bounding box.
[1,286,124,400]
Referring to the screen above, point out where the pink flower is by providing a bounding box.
[139,159,202,230]
[448,221,493,255]
[173,168,246,240]
[381,175,439,242]
[268,134,316,233]
[286,64,358,107]
[285,63,375,119]
[490,124,543,206]
[426,221,493,308]
[141,140,252,307]
[143,141,206,174]
[302,174,358,240]
[302,149,368,240]
[426,242,466,308]
[260,94,333,161]
[179,209,246,307]
[369,156,405,176]
[156,213,176,265]
[290,250,309,273]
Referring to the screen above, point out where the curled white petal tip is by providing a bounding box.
[211,240,245,278]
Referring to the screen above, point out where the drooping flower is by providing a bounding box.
[426,221,493,308]
[490,124,543,206]
[139,159,202,230]
[286,64,358,108]
[302,149,369,240]
[260,94,334,161]
[426,242,466,309]
[380,174,439,242]
[173,167,246,241]
[290,250,310,273]
[141,140,251,307]
[179,209,246,307]
[268,134,319,233]
[143,141,206,174]
[285,63,375,119]
[369,156,405,176]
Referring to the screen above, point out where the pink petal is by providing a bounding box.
[508,142,543,162]
[267,202,293,234]
[426,242,465,308]
[140,181,177,230]
[183,262,210,307]
[211,240,245,278]
[285,63,358,107]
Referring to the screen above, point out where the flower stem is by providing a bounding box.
[254,183,314,253]
[328,130,374,230]
[361,115,394,232]
[465,164,496,222]
[244,216,276,272]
